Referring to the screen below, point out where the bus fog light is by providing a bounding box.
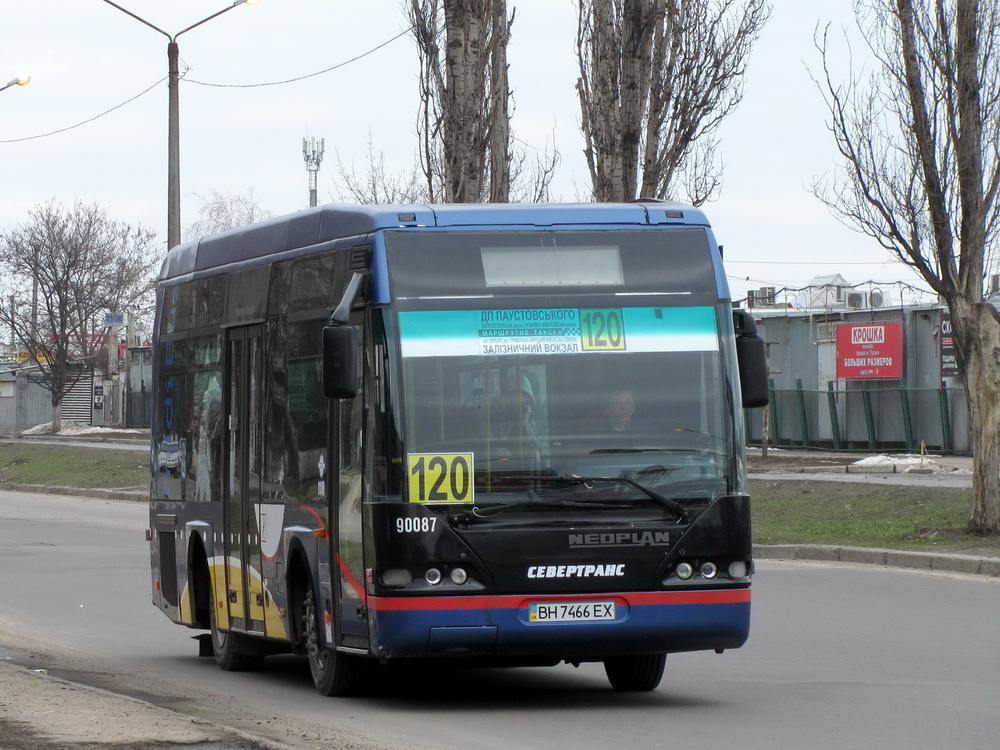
[675,562,694,580]
[381,568,412,587]
[729,561,748,578]
[449,567,468,585]
[701,562,719,579]
[425,568,443,585]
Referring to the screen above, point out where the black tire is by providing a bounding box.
[302,579,365,696]
[209,597,265,672]
[603,653,667,691]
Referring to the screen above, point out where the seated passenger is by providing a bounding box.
[495,375,541,469]
[605,389,637,434]
[583,389,652,449]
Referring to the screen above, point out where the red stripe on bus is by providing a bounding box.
[368,588,750,612]
[337,554,367,601]
[301,505,327,531]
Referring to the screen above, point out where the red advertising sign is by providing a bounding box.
[836,321,904,379]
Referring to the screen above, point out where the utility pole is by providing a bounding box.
[303,137,325,208]
[98,0,260,250]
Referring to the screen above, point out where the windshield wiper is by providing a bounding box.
[559,475,692,522]
[448,498,633,523]
[462,473,693,522]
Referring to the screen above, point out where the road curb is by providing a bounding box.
[0,483,147,502]
[755,544,1000,577]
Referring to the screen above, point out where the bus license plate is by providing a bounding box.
[529,601,615,623]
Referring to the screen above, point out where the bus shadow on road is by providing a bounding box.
[250,654,721,711]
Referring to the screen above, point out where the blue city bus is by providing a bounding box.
[149,201,767,695]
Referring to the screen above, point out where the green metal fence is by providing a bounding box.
[126,390,152,428]
[745,380,965,453]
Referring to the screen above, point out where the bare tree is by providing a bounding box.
[331,134,433,205]
[508,137,562,203]
[576,0,770,204]
[813,0,1000,532]
[0,201,158,432]
[408,0,516,202]
[332,133,560,206]
[184,188,272,242]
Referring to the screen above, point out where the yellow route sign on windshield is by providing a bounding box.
[407,453,475,503]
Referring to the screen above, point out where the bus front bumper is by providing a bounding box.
[367,587,750,660]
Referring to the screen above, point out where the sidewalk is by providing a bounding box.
[747,446,974,478]
[0,658,281,750]
[754,543,1000,576]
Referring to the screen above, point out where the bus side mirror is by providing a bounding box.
[323,325,359,399]
[733,310,768,409]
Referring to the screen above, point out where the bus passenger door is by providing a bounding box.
[325,316,368,650]
[224,324,266,634]
[332,387,367,646]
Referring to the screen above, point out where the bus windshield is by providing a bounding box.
[397,308,732,507]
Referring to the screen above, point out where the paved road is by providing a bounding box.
[1,489,998,749]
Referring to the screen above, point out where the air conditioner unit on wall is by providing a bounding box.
[846,290,886,309]
[846,292,868,309]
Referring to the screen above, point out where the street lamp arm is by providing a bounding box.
[98,0,171,41]
[1,76,30,94]
[175,0,253,41]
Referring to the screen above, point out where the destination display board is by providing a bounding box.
[397,306,720,358]
[836,321,904,379]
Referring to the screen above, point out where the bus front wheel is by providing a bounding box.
[603,653,667,691]
[209,600,264,672]
[302,580,364,696]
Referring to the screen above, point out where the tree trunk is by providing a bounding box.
[443,0,487,202]
[954,301,1000,532]
[619,0,657,201]
[487,0,511,203]
[51,398,62,435]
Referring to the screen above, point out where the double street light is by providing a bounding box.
[99,0,260,250]
[0,76,30,94]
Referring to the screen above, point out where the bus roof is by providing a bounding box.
[160,201,711,281]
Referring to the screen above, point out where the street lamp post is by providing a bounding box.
[99,0,259,250]
[0,76,30,94]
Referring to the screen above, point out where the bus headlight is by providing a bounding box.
[701,561,719,579]
[675,562,694,580]
[449,567,468,585]
[425,568,443,585]
[728,561,749,578]
[381,568,413,587]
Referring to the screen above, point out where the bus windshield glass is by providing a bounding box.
[386,229,732,508]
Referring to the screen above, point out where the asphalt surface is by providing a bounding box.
[0,439,995,749]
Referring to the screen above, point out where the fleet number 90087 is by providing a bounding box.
[396,516,438,533]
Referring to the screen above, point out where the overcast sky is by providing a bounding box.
[1,0,936,307]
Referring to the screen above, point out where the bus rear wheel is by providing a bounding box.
[209,600,265,672]
[603,653,667,691]
[302,580,364,696]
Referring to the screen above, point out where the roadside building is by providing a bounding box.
[745,277,968,454]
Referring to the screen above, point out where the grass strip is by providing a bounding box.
[750,477,998,557]
[0,442,148,489]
